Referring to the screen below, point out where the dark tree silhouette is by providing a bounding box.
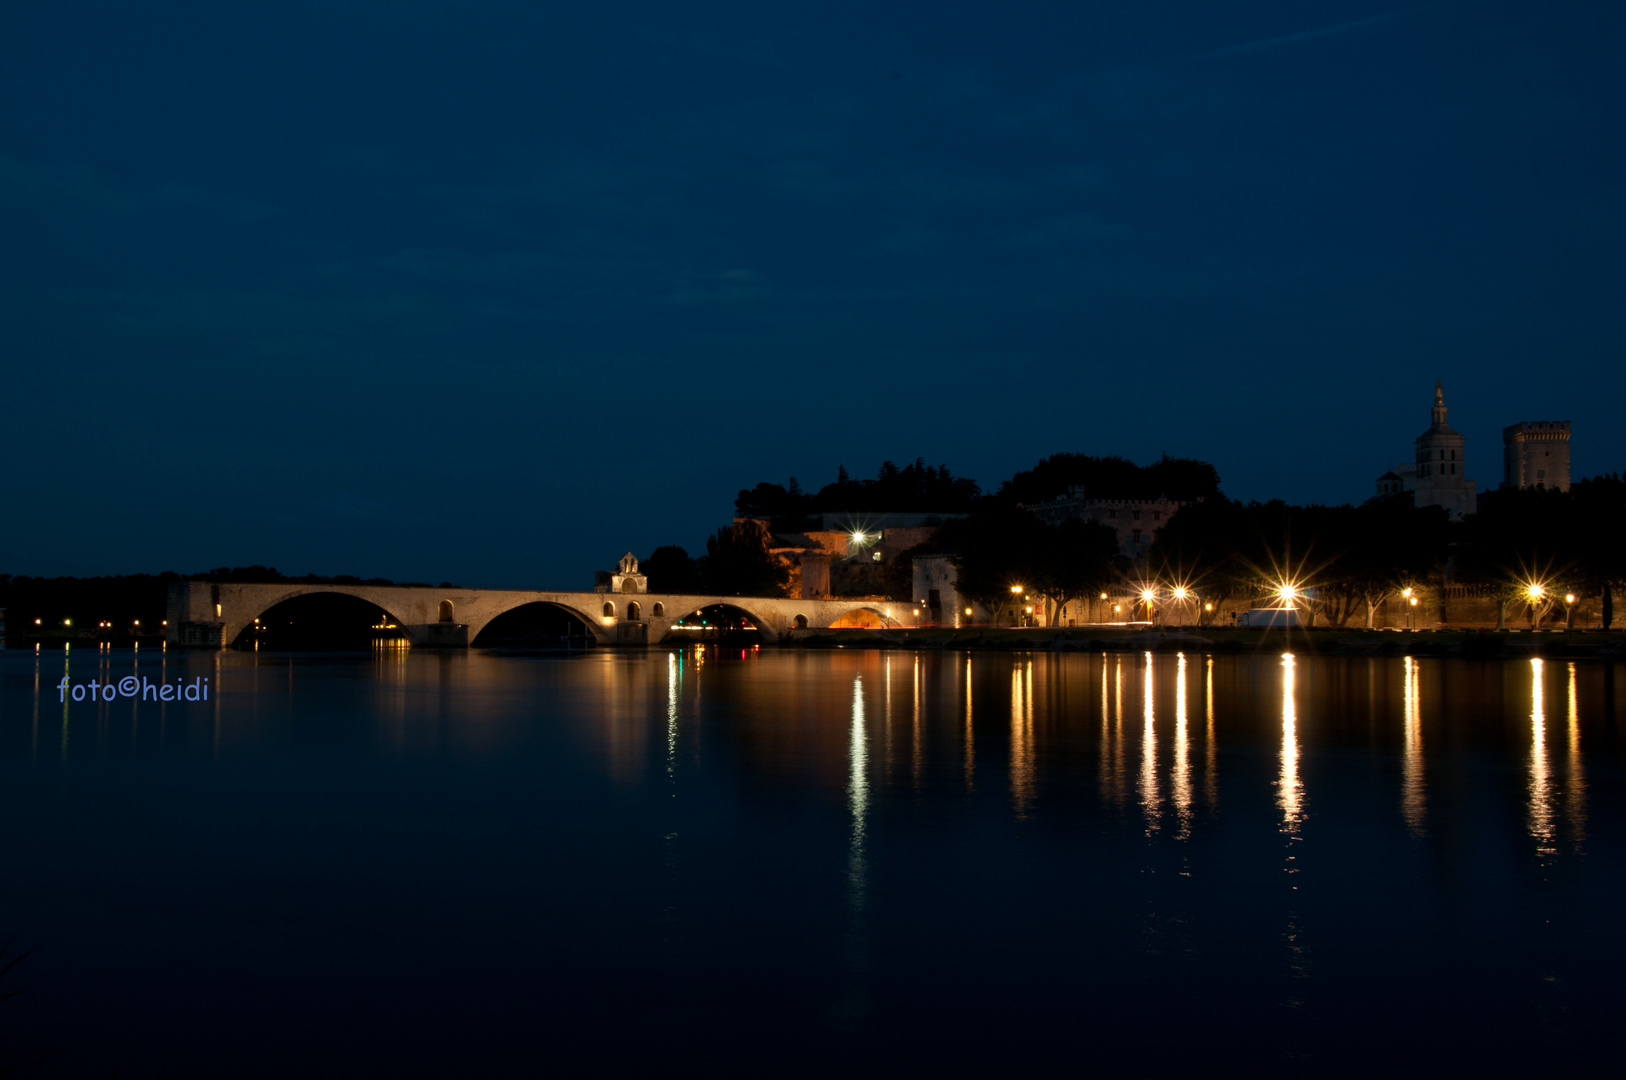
[700,521,792,597]
[642,546,702,593]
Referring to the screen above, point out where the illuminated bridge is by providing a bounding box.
[165,580,927,648]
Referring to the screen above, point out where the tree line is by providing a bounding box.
[735,459,980,525]
[891,477,1625,627]
[1,567,460,638]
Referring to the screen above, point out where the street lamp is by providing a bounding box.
[1408,595,1419,630]
[1565,593,1577,631]
[1526,583,1545,629]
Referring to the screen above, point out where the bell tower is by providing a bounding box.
[1412,380,1475,518]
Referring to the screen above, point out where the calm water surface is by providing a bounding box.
[2,646,1622,1075]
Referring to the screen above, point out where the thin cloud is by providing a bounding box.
[1205,6,1433,59]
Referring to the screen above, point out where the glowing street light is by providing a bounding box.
[1523,582,1548,629]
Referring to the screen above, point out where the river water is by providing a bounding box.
[1,646,1621,1076]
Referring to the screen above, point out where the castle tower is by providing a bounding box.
[1502,421,1571,491]
[1411,380,1476,519]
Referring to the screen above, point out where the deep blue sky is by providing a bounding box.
[4,1,1622,587]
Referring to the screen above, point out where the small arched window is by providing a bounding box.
[437,599,454,623]
[627,602,642,621]
[794,614,808,629]
[602,602,615,618]
[652,602,665,617]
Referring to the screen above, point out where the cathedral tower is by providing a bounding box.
[1411,380,1476,518]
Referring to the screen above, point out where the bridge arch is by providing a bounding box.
[826,605,903,630]
[225,587,413,650]
[469,599,610,647]
[653,601,782,644]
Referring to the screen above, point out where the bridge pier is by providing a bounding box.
[403,623,468,648]
[174,621,226,648]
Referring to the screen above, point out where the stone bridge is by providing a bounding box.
[165,581,928,648]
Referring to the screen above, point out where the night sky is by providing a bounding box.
[4,1,1622,587]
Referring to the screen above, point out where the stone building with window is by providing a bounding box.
[1372,381,1477,520]
[593,552,648,594]
[1026,487,1184,566]
[1502,421,1571,491]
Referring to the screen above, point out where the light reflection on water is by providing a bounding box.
[1530,657,1555,853]
[1,646,1620,1074]
[1567,660,1586,849]
[1173,652,1192,839]
[1010,658,1034,817]
[1403,655,1425,836]
[11,646,1609,858]
[848,673,868,906]
[1139,652,1160,834]
[1278,652,1303,836]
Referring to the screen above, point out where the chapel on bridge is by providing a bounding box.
[593,552,648,594]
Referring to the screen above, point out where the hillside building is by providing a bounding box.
[1027,488,1184,566]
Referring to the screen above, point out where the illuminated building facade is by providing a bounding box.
[1501,421,1571,491]
[593,552,648,594]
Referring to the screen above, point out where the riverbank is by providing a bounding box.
[779,625,1626,660]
